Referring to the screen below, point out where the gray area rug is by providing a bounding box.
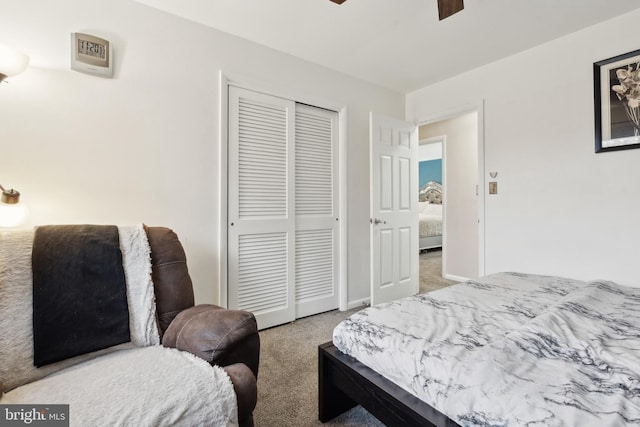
[254,249,456,426]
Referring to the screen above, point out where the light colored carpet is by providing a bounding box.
[254,250,454,426]
[419,248,457,293]
[253,308,383,427]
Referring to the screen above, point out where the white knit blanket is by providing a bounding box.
[119,224,161,347]
[2,346,238,427]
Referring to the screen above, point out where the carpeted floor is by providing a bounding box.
[253,307,380,427]
[253,249,456,426]
[419,248,457,293]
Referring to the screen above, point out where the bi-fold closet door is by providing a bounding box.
[227,86,339,330]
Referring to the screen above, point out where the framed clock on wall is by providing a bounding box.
[70,32,113,78]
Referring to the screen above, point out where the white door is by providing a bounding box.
[370,112,419,305]
[228,86,296,329]
[294,104,340,318]
[228,86,340,329]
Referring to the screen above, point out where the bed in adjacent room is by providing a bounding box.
[319,272,640,426]
[418,181,443,250]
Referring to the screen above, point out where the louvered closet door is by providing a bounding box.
[294,104,339,318]
[228,86,296,330]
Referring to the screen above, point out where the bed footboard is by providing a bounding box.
[318,342,458,427]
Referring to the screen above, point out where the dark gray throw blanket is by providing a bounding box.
[32,225,130,367]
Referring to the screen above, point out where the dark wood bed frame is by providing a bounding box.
[318,341,460,427]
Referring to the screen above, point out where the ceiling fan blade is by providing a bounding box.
[329,0,347,4]
[438,0,464,20]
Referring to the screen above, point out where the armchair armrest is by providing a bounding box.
[162,304,260,377]
[223,363,257,427]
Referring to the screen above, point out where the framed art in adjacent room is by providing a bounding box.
[594,48,640,153]
[70,32,113,78]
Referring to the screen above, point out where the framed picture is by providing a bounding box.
[70,32,113,78]
[594,49,640,153]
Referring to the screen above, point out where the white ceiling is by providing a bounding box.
[135,0,640,93]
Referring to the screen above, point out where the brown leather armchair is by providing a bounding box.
[145,226,259,427]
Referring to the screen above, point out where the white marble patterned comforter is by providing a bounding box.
[333,272,640,426]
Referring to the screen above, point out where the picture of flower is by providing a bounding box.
[610,63,640,137]
[594,49,640,153]
[612,63,640,108]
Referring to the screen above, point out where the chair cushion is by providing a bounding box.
[1,346,238,427]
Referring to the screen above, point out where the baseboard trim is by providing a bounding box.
[444,273,469,282]
[346,298,371,310]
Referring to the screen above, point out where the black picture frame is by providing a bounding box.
[594,48,640,153]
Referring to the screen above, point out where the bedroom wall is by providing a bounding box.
[418,141,443,186]
[418,141,442,161]
[0,0,404,305]
[418,160,442,186]
[406,9,640,287]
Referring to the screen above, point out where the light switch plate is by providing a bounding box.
[489,182,498,194]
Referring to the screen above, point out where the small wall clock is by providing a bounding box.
[70,32,113,78]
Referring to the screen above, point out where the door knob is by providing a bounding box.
[370,218,386,225]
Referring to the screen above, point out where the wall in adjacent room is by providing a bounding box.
[418,160,442,186]
[0,0,404,305]
[418,141,443,186]
[418,141,442,161]
[406,9,640,286]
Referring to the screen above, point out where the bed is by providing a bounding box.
[419,181,442,250]
[318,272,640,426]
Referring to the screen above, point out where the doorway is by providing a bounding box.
[417,136,453,293]
[418,110,480,282]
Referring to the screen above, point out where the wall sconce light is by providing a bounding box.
[0,44,30,84]
[0,184,28,228]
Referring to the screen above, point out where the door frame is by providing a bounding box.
[218,70,348,311]
[416,100,486,278]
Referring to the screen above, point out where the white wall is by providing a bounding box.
[407,9,640,286]
[418,141,442,161]
[0,0,404,305]
[420,113,478,280]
